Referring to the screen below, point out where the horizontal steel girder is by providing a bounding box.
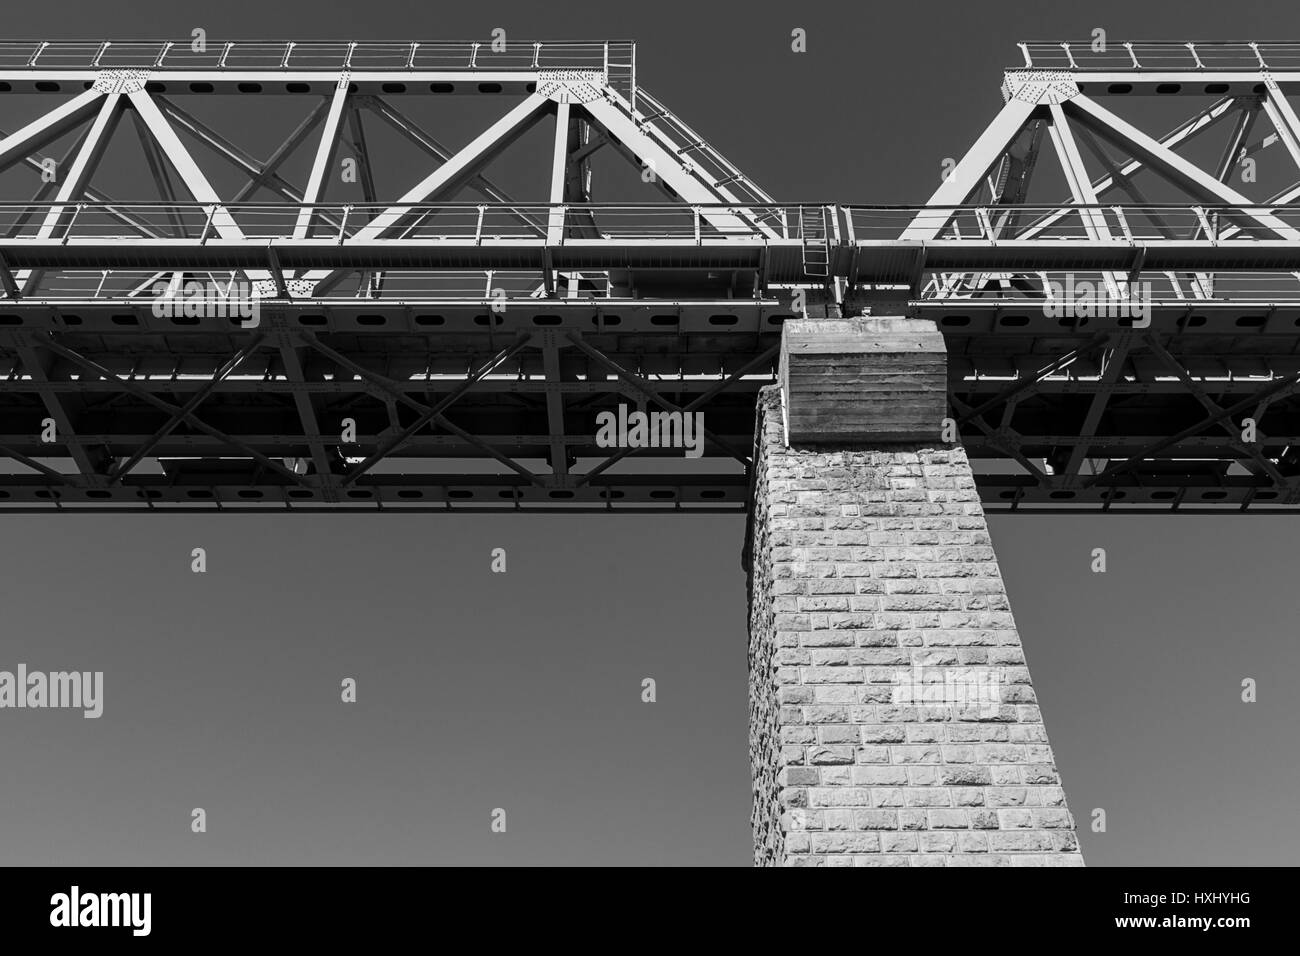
[2,320,1300,513]
[0,211,1298,272]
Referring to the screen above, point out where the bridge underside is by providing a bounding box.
[4,299,1300,513]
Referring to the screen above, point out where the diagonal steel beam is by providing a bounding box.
[360,94,540,229]
[955,331,1111,425]
[131,110,187,238]
[0,442,77,485]
[154,95,319,212]
[3,125,91,241]
[347,94,549,242]
[344,103,382,295]
[8,337,100,478]
[109,333,267,483]
[232,98,330,202]
[1067,93,1300,240]
[1063,339,1132,482]
[0,89,105,175]
[580,96,767,236]
[34,336,308,487]
[576,343,780,485]
[1084,371,1300,488]
[565,333,751,467]
[949,392,1050,487]
[1045,102,1121,298]
[18,92,124,294]
[539,332,570,477]
[301,94,552,292]
[568,130,608,165]
[1014,95,1239,241]
[298,332,540,486]
[0,251,17,298]
[126,89,245,239]
[1142,332,1288,485]
[1260,77,1300,176]
[344,105,378,203]
[903,95,1038,240]
[276,337,337,494]
[0,124,164,239]
[1214,98,1262,182]
[293,77,350,240]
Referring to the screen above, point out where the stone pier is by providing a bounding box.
[745,317,1083,866]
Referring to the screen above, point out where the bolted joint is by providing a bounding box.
[1001,70,1080,105]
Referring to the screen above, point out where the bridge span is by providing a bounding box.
[4,34,1300,866]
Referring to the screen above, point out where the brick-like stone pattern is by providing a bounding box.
[747,386,1083,867]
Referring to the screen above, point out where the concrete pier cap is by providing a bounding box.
[779,316,948,446]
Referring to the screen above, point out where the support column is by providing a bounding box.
[746,316,1083,867]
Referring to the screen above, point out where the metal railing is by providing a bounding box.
[0,202,799,242]
[3,202,1300,304]
[1016,40,1300,72]
[845,203,1300,242]
[4,201,1300,245]
[0,38,631,75]
[921,268,1300,304]
[16,265,1300,304]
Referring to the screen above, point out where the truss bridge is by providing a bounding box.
[2,39,1300,513]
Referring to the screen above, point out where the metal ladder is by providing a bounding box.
[799,205,830,277]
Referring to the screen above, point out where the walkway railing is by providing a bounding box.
[0,39,634,84]
[1016,40,1300,72]
[1,201,1297,245]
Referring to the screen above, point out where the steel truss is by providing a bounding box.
[3,40,1300,513]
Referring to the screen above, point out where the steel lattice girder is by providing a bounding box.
[3,311,1300,513]
[4,40,1300,512]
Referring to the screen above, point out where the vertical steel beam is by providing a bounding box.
[292,77,350,240]
[1260,77,1300,176]
[1046,102,1121,297]
[278,338,337,496]
[547,101,570,247]
[540,332,569,479]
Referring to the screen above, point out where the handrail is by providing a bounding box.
[1016,40,1300,72]
[0,39,634,73]
[0,201,1296,247]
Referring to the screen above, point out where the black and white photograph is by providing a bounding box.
[0,0,1289,938]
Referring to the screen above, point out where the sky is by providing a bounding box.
[0,0,1297,866]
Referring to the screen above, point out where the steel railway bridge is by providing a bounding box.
[3,39,1300,513]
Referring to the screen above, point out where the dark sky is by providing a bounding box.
[0,0,1297,866]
